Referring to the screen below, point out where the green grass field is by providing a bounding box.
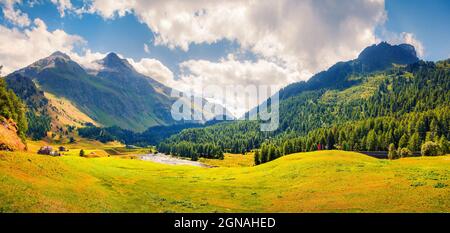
[0,150,449,213]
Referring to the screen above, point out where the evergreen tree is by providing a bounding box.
[398,134,408,149]
[408,132,421,151]
[254,150,261,165]
[388,143,397,160]
[438,136,449,155]
[366,130,377,151]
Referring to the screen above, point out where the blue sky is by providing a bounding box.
[1,0,448,70]
[0,0,448,116]
[3,1,247,75]
[383,0,450,61]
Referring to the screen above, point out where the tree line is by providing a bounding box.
[157,141,224,160]
[255,106,450,164]
[159,60,450,160]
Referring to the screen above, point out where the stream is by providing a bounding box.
[140,153,213,167]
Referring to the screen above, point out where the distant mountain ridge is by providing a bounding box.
[244,42,420,119]
[6,51,226,132]
[278,42,419,100]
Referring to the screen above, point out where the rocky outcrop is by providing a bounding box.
[0,117,26,151]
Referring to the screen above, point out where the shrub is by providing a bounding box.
[399,147,412,158]
[421,141,441,156]
[254,150,261,165]
[388,143,397,160]
[438,136,449,155]
[79,149,85,157]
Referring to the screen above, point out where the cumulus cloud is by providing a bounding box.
[79,0,390,115]
[50,0,74,17]
[143,43,150,54]
[1,0,427,115]
[397,32,425,58]
[87,0,134,18]
[178,55,304,117]
[401,33,424,58]
[0,0,31,27]
[128,54,301,117]
[0,18,104,74]
[85,0,386,75]
[377,27,425,58]
[129,58,175,86]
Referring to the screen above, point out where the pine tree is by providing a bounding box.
[366,130,377,151]
[388,143,397,160]
[254,150,261,165]
[408,132,420,151]
[398,134,408,149]
[438,136,449,155]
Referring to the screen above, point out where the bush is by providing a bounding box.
[398,147,412,158]
[388,143,397,160]
[438,136,449,155]
[79,149,85,157]
[421,141,441,156]
[254,150,261,165]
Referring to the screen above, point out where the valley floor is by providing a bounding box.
[0,149,449,213]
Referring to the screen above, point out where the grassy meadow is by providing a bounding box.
[1,144,449,213]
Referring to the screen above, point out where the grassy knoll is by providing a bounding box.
[0,150,449,213]
[199,153,255,167]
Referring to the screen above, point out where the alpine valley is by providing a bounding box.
[0,42,449,213]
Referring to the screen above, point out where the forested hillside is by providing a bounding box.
[5,73,51,139]
[158,58,450,161]
[0,77,27,142]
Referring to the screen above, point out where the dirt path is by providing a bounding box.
[140,153,212,167]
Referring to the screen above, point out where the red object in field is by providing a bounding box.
[318,143,321,150]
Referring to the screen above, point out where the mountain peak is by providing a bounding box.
[357,42,419,72]
[24,51,74,72]
[97,52,134,72]
[49,51,71,60]
[105,52,120,60]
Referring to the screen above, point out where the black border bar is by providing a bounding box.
[0,213,448,232]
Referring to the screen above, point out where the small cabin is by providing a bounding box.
[37,146,61,156]
[38,146,53,155]
[126,145,139,149]
[50,150,61,156]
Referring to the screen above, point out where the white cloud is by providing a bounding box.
[177,55,305,117]
[400,32,424,58]
[0,0,31,27]
[129,58,175,86]
[3,0,426,115]
[130,56,289,117]
[86,0,386,76]
[81,0,388,115]
[0,18,104,74]
[50,0,74,17]
[144,43,150,53]
[87,0,134,18]
[378,29,425,58]
[129,54,303,117]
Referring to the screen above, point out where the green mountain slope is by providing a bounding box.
[10,52,172,131]
[6,52,227,133]
[277,42,419,101]
[158,44,449,159]
[0,75,27,151]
